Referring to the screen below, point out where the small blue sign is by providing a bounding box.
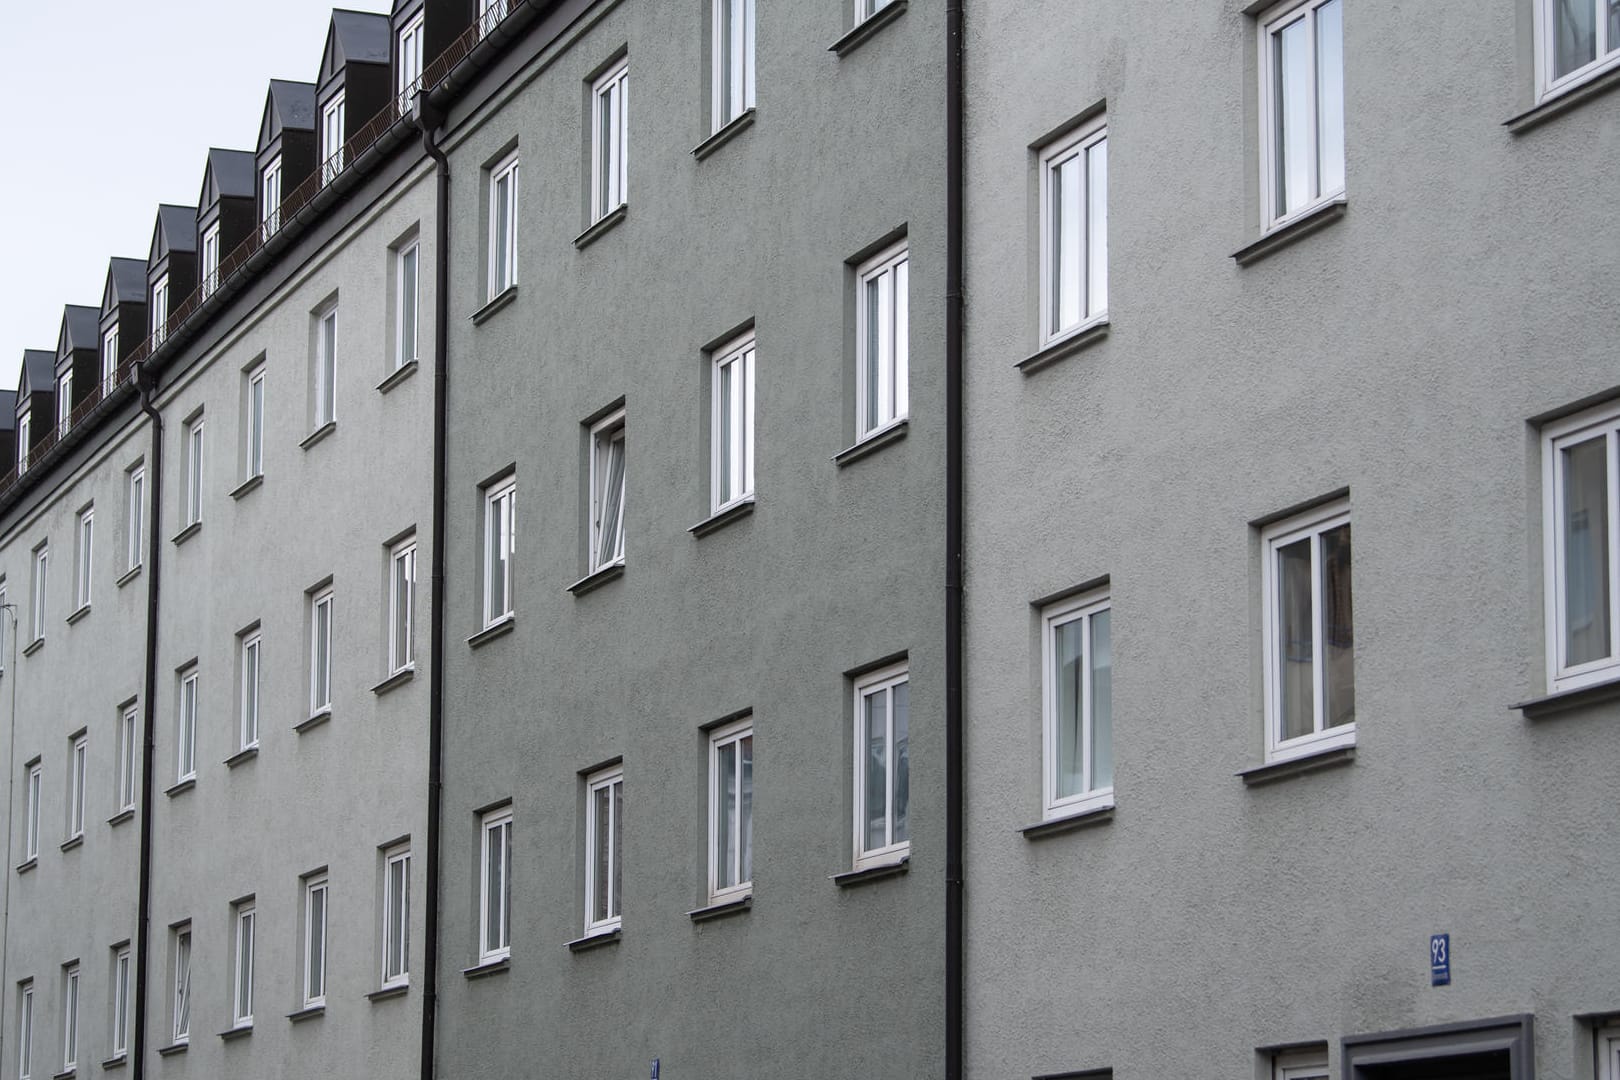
[651,1060,660,1080]
[1430,933,1450,986]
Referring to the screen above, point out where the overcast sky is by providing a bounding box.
[0,0,389,389]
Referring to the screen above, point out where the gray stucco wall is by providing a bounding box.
[433,1,947,1077]
[963,2,1620,1078]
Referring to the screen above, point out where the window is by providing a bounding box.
[310,587,333,718]
[855,241,909,440]
[479,807,512,962]
[56,371,72,437]
[1598,1025,1620,1080]
[381,846,410,988]
[856,0,896,22]
[487,153,518,300]
[1273,1048,1329,1080]
[397,12,425,113]
[590,58,629,222]
[1258,0,1344,229]
[315,307,337,429]
[853,662,909,869]
[110,946,130,1058]
[170,926,191,1043]
[176,669,198,782]
[711,332,755,513]
[321,92,346,184]
[60,964,78,1072]
[23,763,40,861]
[261,157,283,240]
[240,633,261,751]
[29,544,46,644]
[67,735,87,840]
[183,417,204,528]
[584,767,622,934]
[477,0,509,38]
[116,704,137,812]
[1540,0,1620,99]
[707,719,753,904]
[303,875,328,1008]
[483,478,515,626]
[396,242,419,370]
[126,466,145,573]
[232,902,255,1027]
[245,365,265,480]
[1542,403,1620,692]
[1039,119,1108,345]
[150,275,169,347]
[1261,499,1354,763]
[712,0,756,131]
[201,222,221,299]
[589,411,627,573]
[74,507,93,611]
[16,981,32,1080]
[16,410,30,473]
[389,539,416,675]
[101,325,119,388]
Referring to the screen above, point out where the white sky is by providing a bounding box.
[0,0,390,389]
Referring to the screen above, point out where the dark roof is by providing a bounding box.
[260,79,317,147]
[203,149,257,203]
[19,351,55,397]
[321,10,392,82]
[151,204,199,260]
[0,391,15,430]
[103,258,148,310]
[59,306,100,355]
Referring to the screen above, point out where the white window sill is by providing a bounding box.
[300,420,337,452]
[693,108,756,161]
[1233,197,1347,266]
[164,777,196,798]
[834,854,910,887]
[468,616,515,649]
[171,521,202,547]
[463,956,510,980]
[60,833,84,853]
[1021,799,1116,840]
[834,418,909,467]
[1513,676,1620,720]
[15,857,37,875]
[1018,318,1110,374]
[285,1004,324,1024]
[569,561,625,597]
[690,497,755,538]
[155,1041,189,1057]
[1512,56,1620,133]
[574,204,628,250]
[107,807,135,828]
[471,286,519,326]
[686,895,752,922]
[377,359,419,395]
[566,927,623,951]
[217,1024,253,1042]
[1239,743,1356,787]
[115,565,142,589]
[22,637,43,657]
[295,710,332,735]
[366,983,410,1003]
[228,474,264,500]
[830,0,909,56]
[224,745,259,769]
[65,603,91,626]
[371,666,417,695]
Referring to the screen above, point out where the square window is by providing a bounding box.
[1261,499,1355,763]
[855,241,909,441]
[487,153,519,301]
[591,58,630,223]
[176,668,198,782]
[853,662,909,870]
[302,874,328,1008]
[29,543,47,644]
[244,364,265,481]
[389,538,417,675]
[261,156,283,240]
[1038,118,1108,345]
[314,306,337,430]
[381,845,410,988]
[183,416,204,528]
[126,465,145,573]
[23,762,40,861]
[589,410,627,573]
[584,766,623,934]
[116,704,137,813]
[479,807,513,962]
[711,332,756,514]
[67,734,87,840]
[170,925,191,1043]
[707,719,753,904]
[1042,590,1114,821]
[16,980,32,1080]
[1273,1047,1329,1080]
[397,12,425,114]
[73,507,93,611]
[1542,402,1620,692]
[712,0,756,132]
[231,901,255,1026]
[110,946,131,1057]
[239,632,261,751]
[483,478,516,627]
[201,222,221,299]
[321,92,346,185]
[309,586,334,718]
[1539,0,1620,99]
[1258,0,1345,229]
[60,963,78,1071]
[396,241,420,371]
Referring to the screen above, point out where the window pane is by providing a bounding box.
[611,781,623,916]
[893,260,909,419]
[494,175,511,292]
[401,248,418,363]
[1277,536,1315,740]
[238,915,254,1017]
[1321,523,1354,728]
[738,735,752,884]
[717,740,736,888]
[308,889,325,998]
[592,784,611,922]
[387,860,407,978]
[891,681,909,843]
[1274,16,1311,215]
[1315,0,1345,198]
[597,435,625,566]
[1086,138,1108,318]
[1054,617,1084,799]
[1563,436,1612,666]
[864,276,882,432]
[863,691,888,851]
[485,827,504,951]
[1554,0,1598,77]
[718,360,735,504]
[1054,154,1081,334]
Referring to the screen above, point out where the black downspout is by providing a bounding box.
[415,103,450,1080]
[131,373,164,1080]
[945,1,966,1080]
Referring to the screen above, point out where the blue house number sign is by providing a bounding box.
[1430,933,1450,986]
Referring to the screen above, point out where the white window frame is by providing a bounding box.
[29,545,47,644]
[321,92,346,185]
[855,0,896,23]
[397,12,426,114]
[381,845,410,989]
[126,466,145,573]
[309,587,333,719]
[707,718,753,904]
[1257,0,1346,231]
[246,365,265,480]
[74,507,93,611]
[18,980,32,1080]
[117,704,137,813]
[56,371,72,437]
[487,153,519,301]
[101,325,119,389]
[1598,1025,1620,1080]
[711,0,756,132]
[23,763,41,861]
[711,332,756,514]
[150,275,169,347]
[1273,1048,1329,1080]
[583,766,623,935]
[1541,402,1620,692]
[240,633,261,751]
[183,418,204,528]
[854,241,910,441]
[483,478,516,627]
[478,0,509,39]
[176,670,198,782]
[232,902,255,1027]
[589,410,627,573]
[389,539,417,676]
[1535,0,1620,102]
[61,964,78,1071]
[852,662,910,871]
[396,241,420,371]
[200,222,221,299]
[479,807,513,963]
[302,875,328,1008]
[16,410,30,474]
[315,307,337,429]
[67,735,87,840]
[260,156,283,240]
[590,57,630,223]
[170,926,191,1043]
[1261,499,1356,763]
[1038,118,1108,347]
[110,946,131,1058]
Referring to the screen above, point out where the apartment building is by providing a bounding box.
[962,3,1620,1080]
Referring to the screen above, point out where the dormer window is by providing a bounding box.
[16,410,30,473]
[261,158,283,240]
[478,0,509,39]
[321,93,346,185]
[398,13,425,115]
[201,223,221,299]
[56,371,72,436]
[151,275,170,347]
[101,326,118,389]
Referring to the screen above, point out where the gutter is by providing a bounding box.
[944,2,966,1080]
[131,372,164,1080]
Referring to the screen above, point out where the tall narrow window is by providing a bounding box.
[177,670,198,782]
[1543,403,1620,692]
[245,365,265,480]
[389,539,416,675]
[261,157,283,240]
[74,507,93,611]
[483,479,515,627]
[17,980,33,1080]
[117,704,137,813]
[232,902,255,1027]
[201,223,221,299]
[110,947,130,1058]
[397,12,425,114]
[479,807,513,962]
[487,153,518,300]
[589,410,627,573]
[711,332,755,513]
[56,372,72,437]
[321,92,346,184]
[150,275,169,347]
[1039,119,1108,345]
[707,719,753,904]
[16,410,30,473]
[382,846,410,988]
[1542,0,1620,97]
[590,58,629,223]
[29,544,47,644]
[1262,499,1354,763]
[396,242,419,370]
[584,767,622,935]
[126,466,145,573]
[170,926,191,1043]
[61,964,78,1071]
[853,662,909,870]
[310,587,333,718]
[1259,0,1344,228]
[303,875,328,1008]
[240,634,261,751]
[1043,591,1113,820]
[478,0,509,38]
[315,308,337,429]
[101,325,119,389]
[183,418,204,528]
[855,241,909,440]
[712,0,756,131]
[23,763,41,861]
[67,735,87,840]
